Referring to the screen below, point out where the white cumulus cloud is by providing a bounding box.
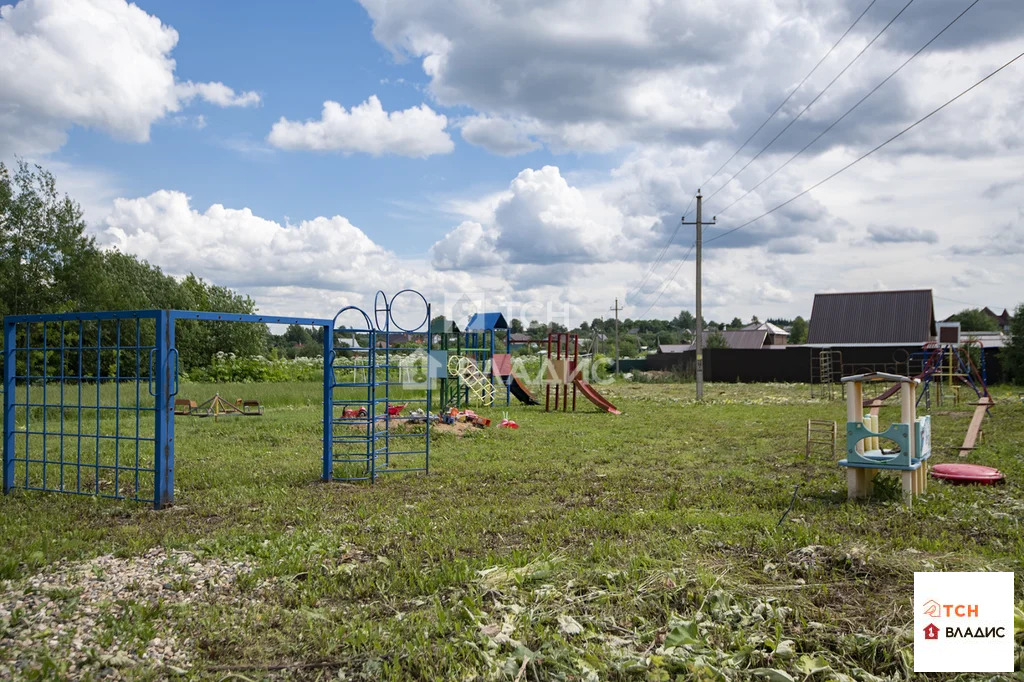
[176,81,261,108]
[0,0,260,155]
[267,95,454,157]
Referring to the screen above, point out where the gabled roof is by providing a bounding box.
[509,333,534,343]
[982,307,1011,325]
[742,321,789,335]
[807,289,935,344]
[721,330,769,349]
[658,329,768,352]
[465,312,508,331]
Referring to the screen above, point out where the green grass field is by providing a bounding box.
[1,380,1022,680]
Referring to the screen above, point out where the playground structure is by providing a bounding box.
[175,393,264,418]
[544,332,620,415]
[446,355,495,406]
[839,372,932,503]
[805,419,837,459]
[809,348,843,400]
[436,312,539,409]
[329,290,432,483]
[2,290,433,509]
[860,328,992,458]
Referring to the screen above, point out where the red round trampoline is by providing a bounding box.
[930,462,1005,485]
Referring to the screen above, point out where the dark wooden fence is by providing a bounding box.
[643,345,1006,383]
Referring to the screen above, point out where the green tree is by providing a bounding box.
[1000,304,1024,382]
[0,160,269,372]
[705,330,729,349]
[789,316,808,345]
[674,310,695,330]
[0,160,104,319]
[509,318,524,334]
[946,308,998,332]
[727,317,743,329]
[283,324,315,347]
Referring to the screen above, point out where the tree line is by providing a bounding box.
[3,160,1022,380]
[0,160,262,371]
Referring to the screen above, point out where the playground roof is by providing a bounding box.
[465,312,508,331]
[807,289,936,344]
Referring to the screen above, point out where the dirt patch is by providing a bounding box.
[0,548,251,680]
[432,421,486,437]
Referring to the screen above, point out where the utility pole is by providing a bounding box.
[609,298,622,375]
[681,191,715,400]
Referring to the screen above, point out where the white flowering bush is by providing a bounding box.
[182,352,323,383]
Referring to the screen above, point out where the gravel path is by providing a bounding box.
[0,548,251,680]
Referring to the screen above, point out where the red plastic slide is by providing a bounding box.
[572,377,621,414]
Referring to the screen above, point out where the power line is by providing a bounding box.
[715,0,980,217]
[627,191,697,298]
[705,0,916,204]
[934,295,1009,311]
[636,242,696,320]
[628,1,878,301]
[700,0,879,192]
[705,49,1024,246]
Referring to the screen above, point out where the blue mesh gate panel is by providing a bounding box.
[3,311,169,507]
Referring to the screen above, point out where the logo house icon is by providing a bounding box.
[923,599,942,618]
[924,623,940,640]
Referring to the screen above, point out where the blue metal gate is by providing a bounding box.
[3,295,432,509]
[3,310,173,507]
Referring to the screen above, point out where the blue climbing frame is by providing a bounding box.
[327,291,432,483]
[2,294,432,509]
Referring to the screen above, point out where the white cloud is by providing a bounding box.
[267,95,454,157]
[0,0,259,155]
[176,81,261,108]
[866,224,939,244]
[431,221,501,270]
[95,190,482,318]
[432,165,656,273]
[459,115,540,156]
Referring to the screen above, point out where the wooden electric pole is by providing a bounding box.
[609,298,622,375]
[681,191,715,400]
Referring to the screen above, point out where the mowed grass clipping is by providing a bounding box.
[1,380,1022,679]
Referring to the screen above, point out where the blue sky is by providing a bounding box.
[2,0,1023,324]
[57,0,581,255]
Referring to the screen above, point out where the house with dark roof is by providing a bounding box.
[741,321,789,346]
[806,289,936,345]
[984,307,1012,332]
[657,328,780,352]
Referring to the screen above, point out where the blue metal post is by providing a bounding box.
[425,303,431,475]
[153,310,174,509]
[3,321,14,494]
[322,323,332,481]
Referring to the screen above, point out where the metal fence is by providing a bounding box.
[3,294,434,508]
